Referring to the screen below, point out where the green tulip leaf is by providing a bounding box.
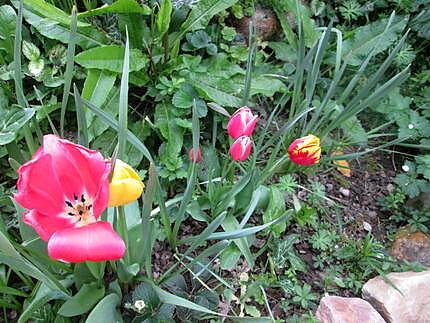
[58,283,105,317]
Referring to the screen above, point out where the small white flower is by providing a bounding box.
[408,124,414,129]
[402,165,410,172]
[134,300,146,311]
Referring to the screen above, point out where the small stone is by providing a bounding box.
[362,271,430,323]
[326,183,334,191]
[316,296,386,323]
[390,227,430,267]
[368,211,377,218]
[386,184,395,193]
[339,188,350,197]
[363,221,372,232]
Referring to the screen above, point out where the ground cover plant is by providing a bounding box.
[0,0,429,321]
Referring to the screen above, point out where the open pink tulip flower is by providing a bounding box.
[230,136,253,161]
[227,107,258,139]
[14,135,125,263]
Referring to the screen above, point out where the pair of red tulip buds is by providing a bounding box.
[189,106,321,166]
[188,107,258,163]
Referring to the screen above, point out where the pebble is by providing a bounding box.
[339,188,351,197]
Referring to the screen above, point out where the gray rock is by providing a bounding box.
[362,271,430,323]
[316,296,386,323]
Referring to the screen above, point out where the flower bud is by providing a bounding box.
[189,147,202,163]
[230,136,253,161]
[227,107,258,139]
[108,159,144,207]
[288,135,321,166]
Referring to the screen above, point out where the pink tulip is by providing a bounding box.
[14,135,125,263]
[230,136,253,161]
[227,107,258,139]
[188,147,202,163]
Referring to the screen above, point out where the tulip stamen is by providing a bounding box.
[64,193,95,226]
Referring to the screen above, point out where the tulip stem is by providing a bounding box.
[260,155,290,183]
[116,206,130,265]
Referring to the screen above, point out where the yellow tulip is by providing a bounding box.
[108,159,144,207]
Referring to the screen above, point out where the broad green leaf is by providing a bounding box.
[221,216,254,268]
[153,285,219,315]
[179,0,238,36]
[341,16,408,65]
[250,76,286,97]
[18,281,71,323]
[82,69,117,130]
[156,0,172,35]
[262,187,287,238]
[155,103,184,172]
[219,244,241,270]
[58,283,105,317]
[79,0,150,18]
[192,80,242,107]
[0,107,34,145]
[14,0,108,49]
[75,45,147,73]
[85,294,122,323]
[22,40,39,60]
[0,5,17,58]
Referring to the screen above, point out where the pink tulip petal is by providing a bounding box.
[47,222,125,263]
[243,115,258,137]
[227,116,245,139]
[15,153,66,215]
[227,107,258,139]
[230,136,253,161]
[23,210,77,241]
[42,135,111,218]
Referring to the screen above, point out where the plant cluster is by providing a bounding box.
[0,0,427,321]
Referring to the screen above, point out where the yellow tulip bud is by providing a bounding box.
[108,159,144,207]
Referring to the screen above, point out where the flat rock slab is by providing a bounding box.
[390,228,430,267]
[362,271,430,323]
[316,296,386,323]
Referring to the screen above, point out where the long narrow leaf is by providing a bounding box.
[140,164,157,276]
[118,27,130,159]
[73,84,88,147]
[81,97,154,163]
[60,6,77,136]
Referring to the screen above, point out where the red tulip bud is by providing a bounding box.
[229,136,253,161]
[227,107,258,139]
[189,147,202,163]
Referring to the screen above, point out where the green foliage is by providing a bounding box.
[272,235,307,272]
[291,284,318,309]
[1,0,429,320]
